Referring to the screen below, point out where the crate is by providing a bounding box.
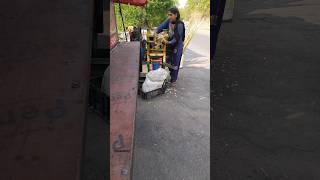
[138,75,168,99]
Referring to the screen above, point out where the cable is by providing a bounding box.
[118,2,128,42]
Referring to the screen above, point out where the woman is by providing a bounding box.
[156,7,185,85]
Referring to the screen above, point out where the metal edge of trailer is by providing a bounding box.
[0,0,94,179]
[110,41,140,180]
[210,0,226,169]
[109,1,143,179]
[211,0,226,59]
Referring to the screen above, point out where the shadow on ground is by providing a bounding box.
[213,0,320,179]
[82,111,108,180]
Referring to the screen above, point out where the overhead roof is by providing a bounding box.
[113,0,147,6]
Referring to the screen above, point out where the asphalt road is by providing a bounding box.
[213,0,320,179]
[83,111,108,180]
[132,21,210,180]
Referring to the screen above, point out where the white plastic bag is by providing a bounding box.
[146,68,168,82]
[142,78,163,93]
[142,68,168,93]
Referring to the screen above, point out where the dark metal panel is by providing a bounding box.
[211,0,226,60]
[110,42,140,180]
[0,0,94,179]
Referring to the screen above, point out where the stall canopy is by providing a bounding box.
[113,0,147,6]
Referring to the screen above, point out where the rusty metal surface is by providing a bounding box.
[0,0,93,179]
[110,42,140,180]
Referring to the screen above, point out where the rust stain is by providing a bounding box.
[110,42,140,180]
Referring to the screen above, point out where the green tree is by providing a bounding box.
[184,0,210,19]
[115,0,177,32]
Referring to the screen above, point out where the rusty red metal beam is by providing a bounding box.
[110,42,140,180]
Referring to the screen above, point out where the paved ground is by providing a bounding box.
[132,22,210,180]
[213,0,320,179]
[83,111,108,180]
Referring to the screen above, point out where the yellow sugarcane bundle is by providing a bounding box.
[154,31,169,49]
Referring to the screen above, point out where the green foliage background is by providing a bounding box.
[114,0,210,32]
[184,0,210,19]
[115,0,177,32]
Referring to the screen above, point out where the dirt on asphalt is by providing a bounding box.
[213,0,320,179]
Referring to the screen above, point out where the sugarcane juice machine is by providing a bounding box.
[142,29,169,72]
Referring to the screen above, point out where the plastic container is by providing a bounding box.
[138,71,168,99]
[152,62,160,70]
[138,80,168,99]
